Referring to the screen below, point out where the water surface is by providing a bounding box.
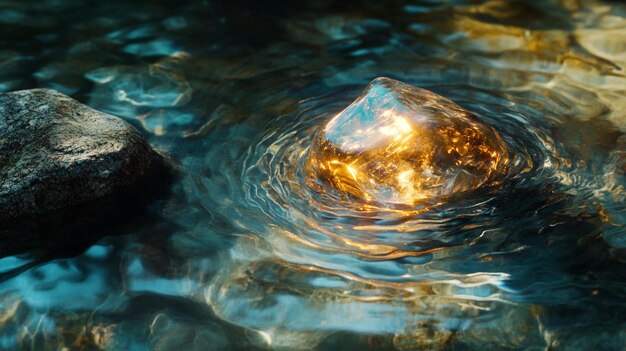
[1,0,626,350]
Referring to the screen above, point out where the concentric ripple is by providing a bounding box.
[208,79,562,349]
[241,79,551,256]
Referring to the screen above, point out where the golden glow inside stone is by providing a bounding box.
[305,77,509,205]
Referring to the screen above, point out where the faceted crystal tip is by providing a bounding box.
[305,77,509,206]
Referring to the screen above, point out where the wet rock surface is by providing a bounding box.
[0,89,166,225]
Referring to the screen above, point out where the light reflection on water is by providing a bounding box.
[1,0,626,349]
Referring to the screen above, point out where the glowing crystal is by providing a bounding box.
[305,77,508,205]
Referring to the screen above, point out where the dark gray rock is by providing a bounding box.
[0,88,164,223]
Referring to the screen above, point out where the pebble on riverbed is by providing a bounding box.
[0,89,168,225]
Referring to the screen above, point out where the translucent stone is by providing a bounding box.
[305,77,509,205]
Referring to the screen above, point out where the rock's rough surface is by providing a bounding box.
[0,89,162,222]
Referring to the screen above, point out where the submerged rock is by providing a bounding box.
[0,89,166,224]
[85,59,192,119]
[305,77,509,206]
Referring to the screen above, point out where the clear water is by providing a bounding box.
[1,0,626,350]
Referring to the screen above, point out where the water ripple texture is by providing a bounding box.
[1,0,626,350]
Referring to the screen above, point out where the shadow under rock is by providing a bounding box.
[0,154,178,261]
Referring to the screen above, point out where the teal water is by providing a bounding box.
[1,0,626,350]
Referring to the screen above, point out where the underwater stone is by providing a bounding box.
[305,77,509,205]
[85,62,192,119]
[0,89,164,222]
